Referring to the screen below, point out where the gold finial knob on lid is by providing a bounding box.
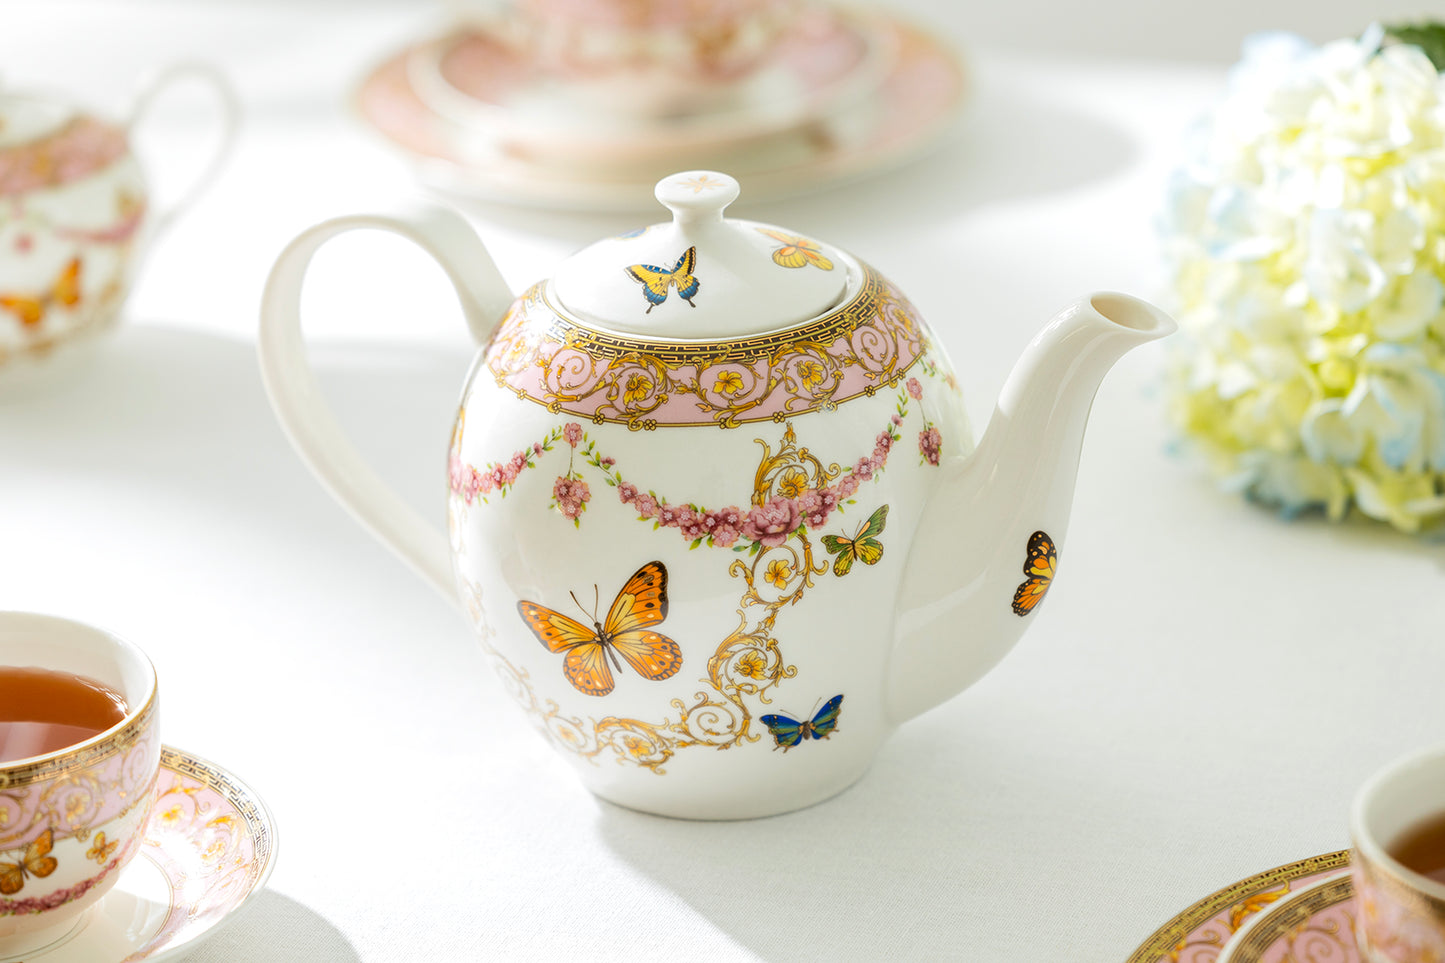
[654,171,741,225]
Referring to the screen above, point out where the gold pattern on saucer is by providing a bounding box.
[1221,873,1354,962]
[1126,851,1351,963]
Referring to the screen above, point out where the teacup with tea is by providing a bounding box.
[1352,745,1445,961]
[0,612,160,956]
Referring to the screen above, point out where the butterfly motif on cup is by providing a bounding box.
[1011,530,1057,616]
[0,828,58,895]
[0,257,82,328]
[86,831,118,864]
[820,505,888,577]
[517,561,683,697]
[760,695,844,752]
[757,229,834,271]
[625,247,699,313]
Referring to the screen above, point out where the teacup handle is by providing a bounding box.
[126,63,240,236]
[258,206,514,607]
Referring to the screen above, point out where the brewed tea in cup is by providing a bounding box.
[1352,745,1445,961]
[0,612,160,956]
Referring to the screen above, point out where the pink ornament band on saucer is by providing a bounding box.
[1126,851,1351,963]
[1217,872,1357,963]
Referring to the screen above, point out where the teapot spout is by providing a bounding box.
[886,293,1175,724]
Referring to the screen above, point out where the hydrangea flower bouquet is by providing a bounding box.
[1162,24,1445,531]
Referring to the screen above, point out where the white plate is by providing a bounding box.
[354,13,967,210]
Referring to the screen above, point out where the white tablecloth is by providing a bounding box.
[3,4,1439,961]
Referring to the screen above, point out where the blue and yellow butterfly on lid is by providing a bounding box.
[760,695,844,752]
[625,246,699,313]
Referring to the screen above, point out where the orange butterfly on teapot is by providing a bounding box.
[517,560,683,697]
[1011,530,1057,616]
[0,828,58,896]
[0,258,82,328]
[757,229,833,271]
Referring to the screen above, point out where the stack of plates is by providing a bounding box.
[354,4,966,210]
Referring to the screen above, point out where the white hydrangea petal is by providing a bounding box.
[1374,207,1426,275]
[1305,209,1387,311]
[1373,272,1445,340]
[1162,26,1445,533]
[1301,399,1365,463]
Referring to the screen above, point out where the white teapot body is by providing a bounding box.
[259,173,1173,818]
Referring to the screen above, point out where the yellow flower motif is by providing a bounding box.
[796,360,825,388]
[776,468,808,499]
[713,370,744,396]
[735,650,768,680]
[764,559,792,588]
[159,804,184,826]
[679,174,726,193]
[622,735,653,759]
[623,373,653,405]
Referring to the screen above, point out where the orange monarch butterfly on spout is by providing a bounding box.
[517,561,683,697]
[1011,530,1057,616]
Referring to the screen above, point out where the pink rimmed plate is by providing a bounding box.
[1126,851,1350,963]
[353,13,966,210]
[1,746,277,963]
[1217,872,1357,963]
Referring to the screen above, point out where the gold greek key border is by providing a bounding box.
[0,689,159,788]
[1225,873,1353,960]
[158,746,275,879]
[488,265,930,429]
[534,269,881,364]
[1125,851,1351,963]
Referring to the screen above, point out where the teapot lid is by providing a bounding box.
[552,171,851,337]
[0,92,78,151]
[0,90,128,197]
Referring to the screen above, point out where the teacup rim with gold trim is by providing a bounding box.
[0,610,158,785]
[1351,743,1445,903]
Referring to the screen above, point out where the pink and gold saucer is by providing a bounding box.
[1126,851,1350,963]
[354,11,966,209]
[0,746,276,963]
[1217,871,1357,963]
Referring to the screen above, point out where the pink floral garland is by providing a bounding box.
[0,838,131,917]
[451,378,945,550]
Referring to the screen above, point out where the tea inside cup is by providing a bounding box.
[1351,745,1445,961]
[0,612,160,956]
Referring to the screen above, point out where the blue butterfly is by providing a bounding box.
[760,695,844,752]
[625,247,700,313]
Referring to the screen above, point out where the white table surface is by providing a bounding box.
[3,3,1440,961]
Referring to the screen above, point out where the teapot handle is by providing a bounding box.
[257,206,514,606]
[126,63,240,237]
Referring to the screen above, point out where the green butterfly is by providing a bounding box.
[820,505,888,577]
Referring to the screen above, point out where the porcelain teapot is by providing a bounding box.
[0,66,236,380]
[258,171,1174,819]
